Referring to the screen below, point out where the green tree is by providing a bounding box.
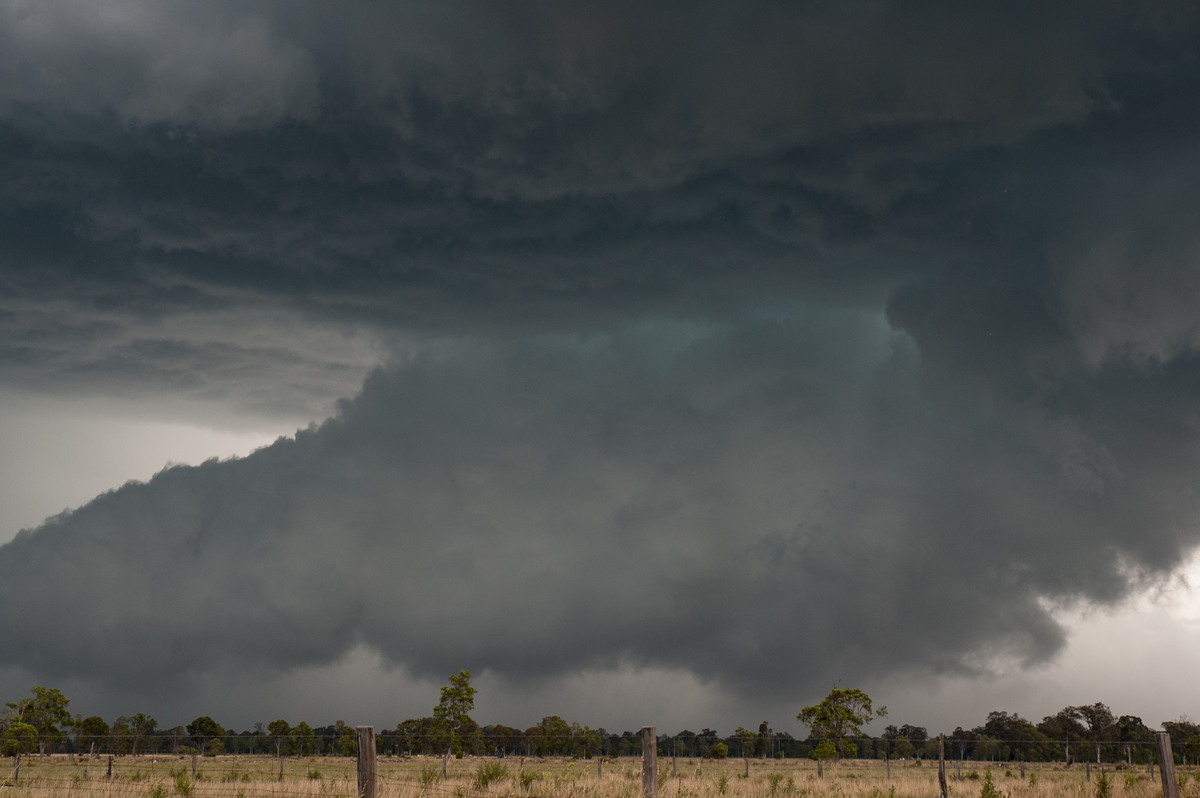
[75,716,109,755]
[110,716,132,754]
[756,721,772,758]
[977,710,1054,761]
[1116,715,1153,765]
[705,740,729,759]
[532,716,571,755]
[187,716,225,756]
[572,722,602,758]
[482,724,522,756]
[433,670,476,772]
[291,722,315,756]
[128,713,157,755]
[394,717,439,755]
[797,687,887,761]
[809,739,838,762]
[332,721,357,756]
[1,720,39,783]
[268,719,291,756]
[732,727,756,758]
[166,726,187,754]
[1074,703,1116,763]
[7,686,72,756]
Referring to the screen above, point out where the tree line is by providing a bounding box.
[3,680,1198,765]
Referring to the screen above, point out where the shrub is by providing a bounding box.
[517,769,543,791]
[474,762,509,790]
[979,771,1001,798]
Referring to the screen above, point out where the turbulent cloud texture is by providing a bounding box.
[3,0,1200,723]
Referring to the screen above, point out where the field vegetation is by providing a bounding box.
[0,753,1185,798]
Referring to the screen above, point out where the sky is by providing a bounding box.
[3,0,1200,739]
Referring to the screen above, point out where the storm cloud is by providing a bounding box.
[3,0,1200,725]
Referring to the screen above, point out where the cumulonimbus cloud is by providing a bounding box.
[2,313,1195,699]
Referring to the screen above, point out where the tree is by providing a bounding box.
[166,726,188,754]
[809,740,837,762]
[75,716,109,756]
[332,720,357,756]
[433,670,476,773]
[705,740,729,759]
[797,687,887,761]
[187,716,225,755]
[1116,716,1153,764]
[732,726,756,758]
[7,686,72,756]
[268,719,291,756]
[1039,707,1087,750]
[977,711,1054,761]
[1074,703,1115,763]
[1,721,38,783]
[113,712,157,755]
[291,722,315,756]
[529,715,571,756]
[757,721,772,758]
[128,713,158,755]
[1164,719,1200,765]
[110,716,133,754]
[482,724,522,756]
[892,737,916,759]
[572,723,602,758]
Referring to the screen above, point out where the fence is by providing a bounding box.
[3,729,1191,798]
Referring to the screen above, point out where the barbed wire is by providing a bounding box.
[13,732,1190,752]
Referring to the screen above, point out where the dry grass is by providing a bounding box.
[0,754,1186,798]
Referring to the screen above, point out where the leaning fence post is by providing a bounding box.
[1157,732,1180,798]
[642,726,657,798]
[357,726,377,798]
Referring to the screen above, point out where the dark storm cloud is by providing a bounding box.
[3,312,1198,698]
[4,0,1200,709]
[0,319,1153,694]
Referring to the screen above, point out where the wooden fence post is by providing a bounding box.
[1157,732,1180,798]
[642,726,657,798]
[357,726,378,798]
[938,735,948,798]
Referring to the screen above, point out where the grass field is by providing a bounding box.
[0,754,1183,798]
